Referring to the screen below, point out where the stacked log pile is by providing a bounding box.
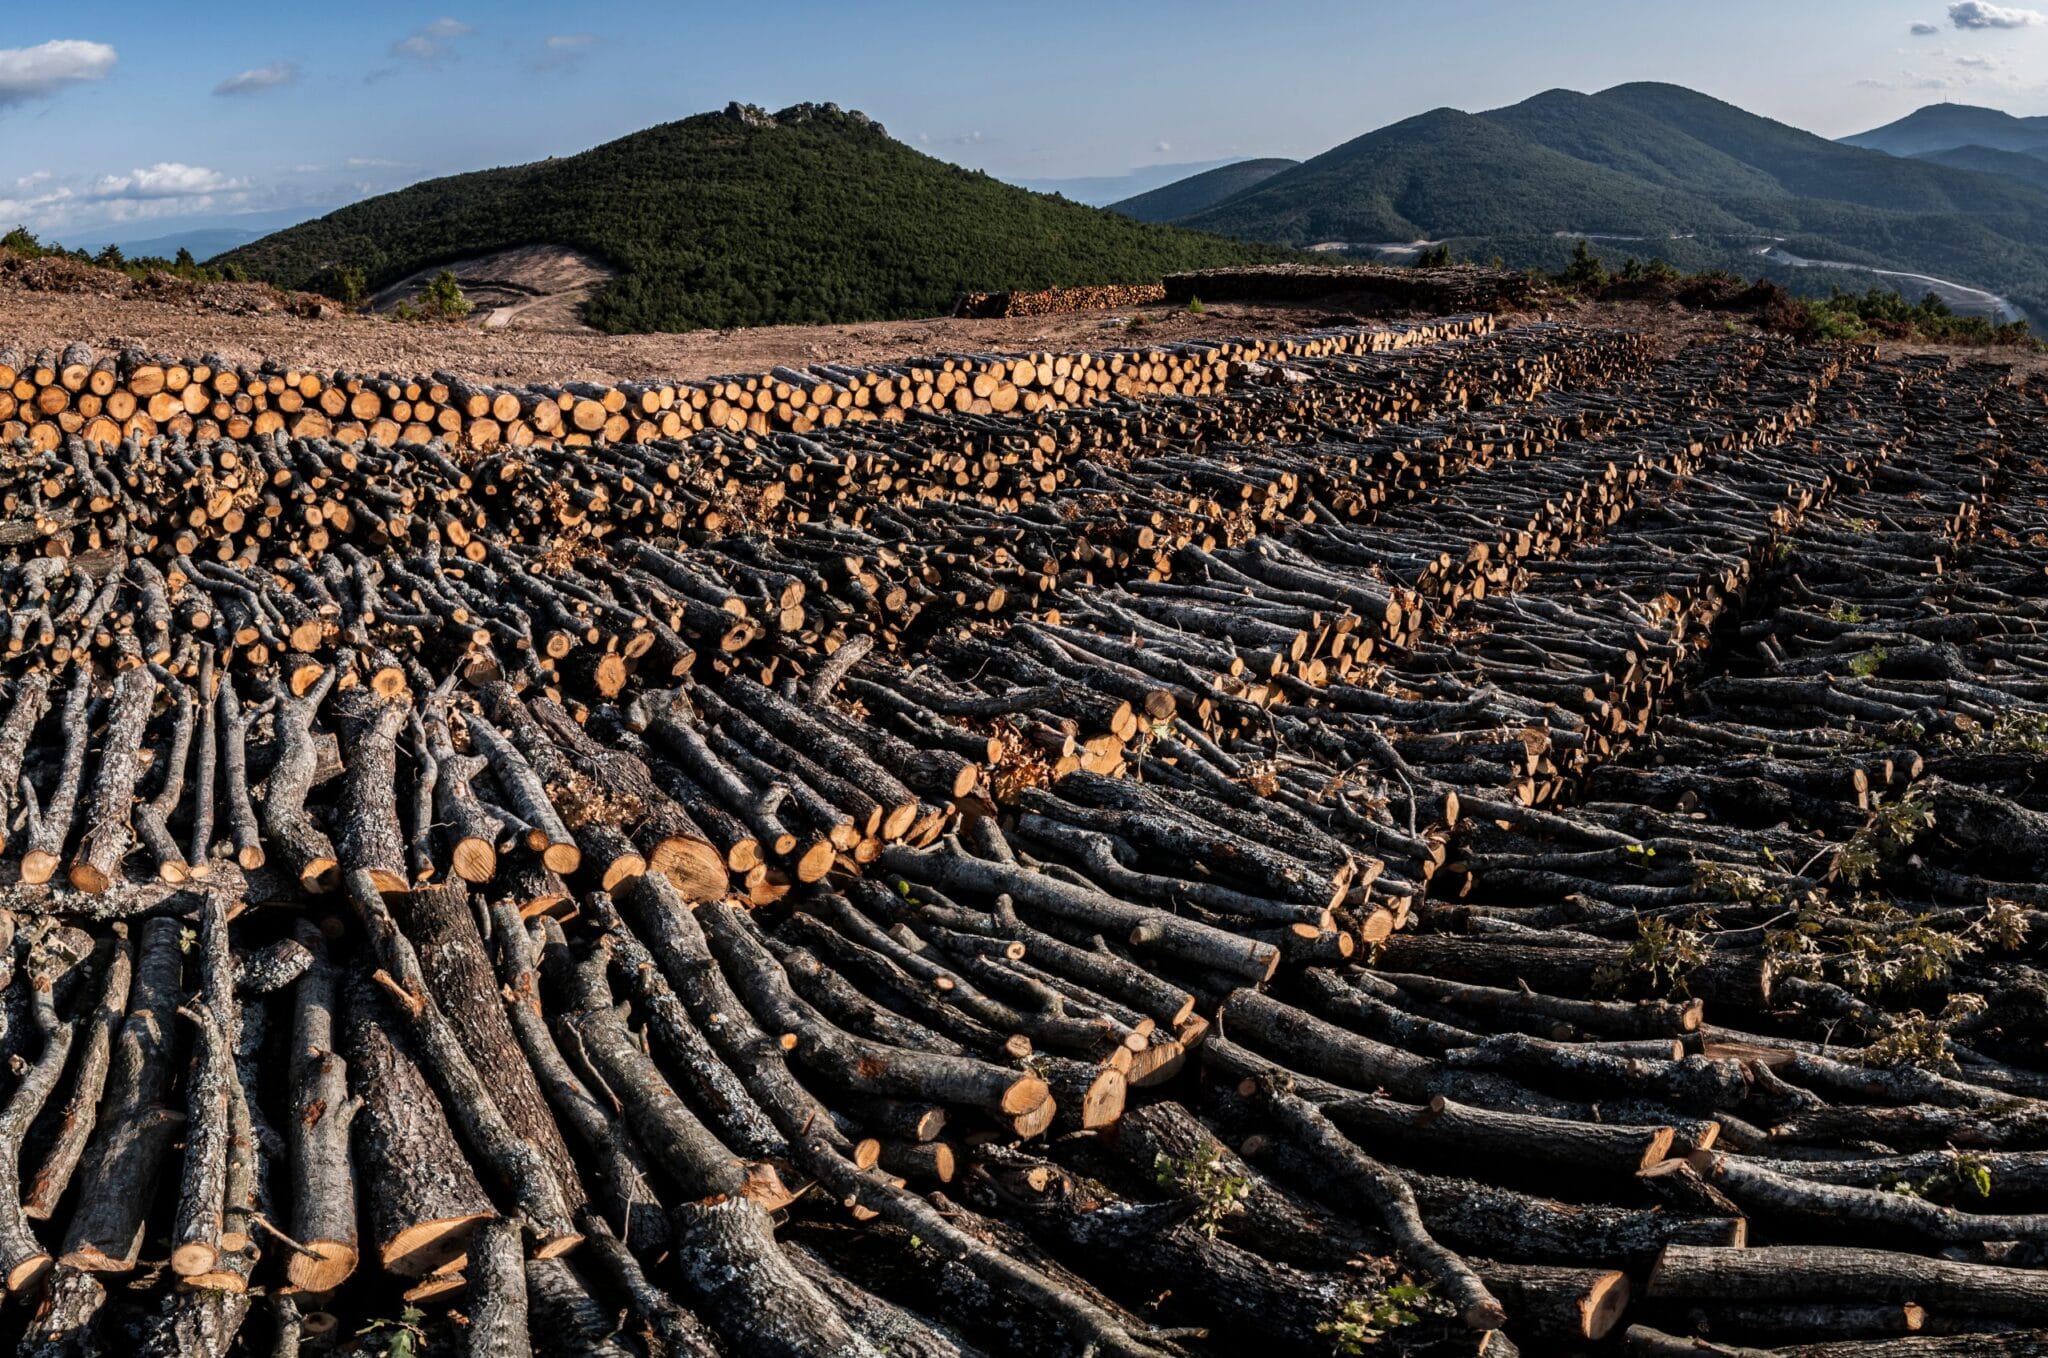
[0,315,1486,454]
[0,320,2038,1355]
[953,283,1168,319]
[1164,262,1539,313]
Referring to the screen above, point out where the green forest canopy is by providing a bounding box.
[221,102,1284,334]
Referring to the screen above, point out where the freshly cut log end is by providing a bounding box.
[296,857,341,894]
[404,1271,469,1302]
[880,801,920,841]
[6,1253,51,1294]
[169,1240,218,1278]
[1001,1076,1053,1117]
[794,839,837,884]
[1076,1068,1127,1130]
[541,842,583,875]
[450,838,498,885]
[361,867,412,896]
[383,1214,491,1279]
[650,839,729,901]
[1010,1096,1059,1140]
[1578,1270,1630,1340]
[19,850,61,887]
[595,850,647,893]
[286,1241,361,1294]
[66,862,115,894]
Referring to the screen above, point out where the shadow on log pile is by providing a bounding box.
[0,317,2035,1354]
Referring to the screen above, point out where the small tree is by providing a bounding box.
[174,247,196,271]
[2,225,41,256]
[1414,244,1453,268]
[336,266,368,308]
[1560,238,1607,292]
[422,270,472,321]
[94,243,125,270]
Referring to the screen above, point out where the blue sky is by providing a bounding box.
[2,0,2044,245]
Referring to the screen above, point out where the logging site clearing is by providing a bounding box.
[0,266,2047,1358]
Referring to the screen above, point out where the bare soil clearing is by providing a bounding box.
[370,245,613,332]
[2,270,1378,386]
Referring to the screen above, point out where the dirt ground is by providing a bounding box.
[3,270,2040,387]
[1,272,1417,387]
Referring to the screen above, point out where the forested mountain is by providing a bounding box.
[1179,108,1746,245]
[222,103,1279,333]
[1142,84,2048,324]
[1594,84,2043,215]
[1914,143,2048,193]
[1481,88,1787,200]
[1109,160,1299,223]
[1845,102,2048,157]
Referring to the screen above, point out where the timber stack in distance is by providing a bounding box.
[0,312,2039,1356]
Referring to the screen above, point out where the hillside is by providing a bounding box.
[1592,83,2046,216]
[1140,83,2048,324]
[1480,88,1787,201]
[1109,159,1298,223]
[1845,102,2048,157]
[221,102,1280,333]
[1915,143,2048,193]
[1178,108,1745,245]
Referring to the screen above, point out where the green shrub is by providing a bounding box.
[1558,239,1607,292]
[421,270,472,320]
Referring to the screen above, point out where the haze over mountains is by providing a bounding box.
[1843,103,2048,158]
[1116,84,2048,324]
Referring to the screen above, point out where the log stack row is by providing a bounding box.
[0,319,2039,1354]
[1164,262,1539,313]
[953,283,1168,319]
[0,315,1488,455]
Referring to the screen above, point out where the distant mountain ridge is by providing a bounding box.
[1014,159,1246,205]
[1110,160,1299,223]
[1177,103,1747,244]
[1135,83,2048,325]
[223,102,1280,333]
[1914,143,2048,193]
[1845,103,2048,158]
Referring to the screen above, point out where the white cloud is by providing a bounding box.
[1956,52,1999,65]
[0,39,117,107]
[530,32,598,72]
[1911,19,1941,32]
[0,161,254,231]
[393,18,475,62]
[1855,76,1897,87]
[1154,140,1172,153]
[345,156,404,169]
[90,163,246,200]
[214,61,297,96]
[1949,1,2044,27]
